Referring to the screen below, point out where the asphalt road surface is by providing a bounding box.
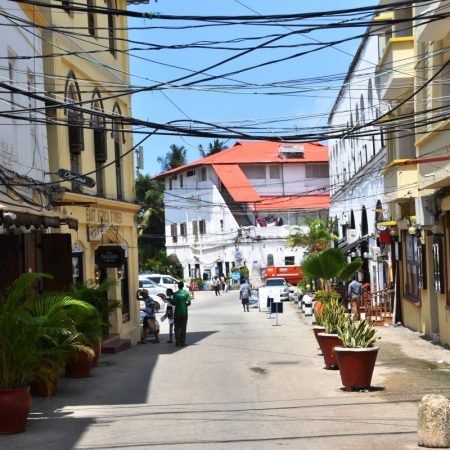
[4,289,449,450]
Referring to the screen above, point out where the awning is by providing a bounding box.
[0,202,78,230]
[338,234,370,253]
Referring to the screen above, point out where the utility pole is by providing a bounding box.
[136,146,144,178]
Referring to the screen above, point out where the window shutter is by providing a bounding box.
[68,111,84,154]
[93,125,107,162]
[41,234,73,292]
[0,234,23,291]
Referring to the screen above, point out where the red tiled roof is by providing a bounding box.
[153,140,328,179]
[212,165,259,202]
[253,195,330,211]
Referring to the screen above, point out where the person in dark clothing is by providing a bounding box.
[240,280,250,312]
[170,282,191,347]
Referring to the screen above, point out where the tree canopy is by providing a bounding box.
[198,139,228,158]
[157,144,187,172]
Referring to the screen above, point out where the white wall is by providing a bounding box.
[0,2,49,182]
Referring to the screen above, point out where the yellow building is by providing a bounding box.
[377,1,450,346]
[38,0,140,344]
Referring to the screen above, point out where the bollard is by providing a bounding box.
[303,296,313,317]
[417,394,450,448]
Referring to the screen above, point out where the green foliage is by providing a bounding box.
[239,266,249,279]
[302,248,362,291]
[142,249,183,278]
[337,320,379,348]
[71,280,119,337]
[198,139,228,158]
[157,144,187,172]
[0,273,94,389]
[288,217,338,255]
[195,278,203,289]
[321,297,348,334]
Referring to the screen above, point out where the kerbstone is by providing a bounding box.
[418,394,450,448]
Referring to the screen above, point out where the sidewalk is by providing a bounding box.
[3,293,450,450]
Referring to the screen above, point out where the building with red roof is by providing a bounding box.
[154,141,329,284]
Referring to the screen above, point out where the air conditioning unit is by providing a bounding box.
[370,247,381,260]
[279,144,304,158]
[346,229,358,244]
[415,196,435,226]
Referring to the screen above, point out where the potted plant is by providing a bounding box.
[0,273,93,432]
[317,298,348,369]
[334,320,380,391]
[312,306,325,347]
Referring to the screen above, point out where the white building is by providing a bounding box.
[154,141,329,286]
[328,32,389,292]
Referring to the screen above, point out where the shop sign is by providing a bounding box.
[95,246,125,268]
[57,169,95,188]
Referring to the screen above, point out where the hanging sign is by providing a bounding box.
[95,246,125,268]
[57,169,95,188]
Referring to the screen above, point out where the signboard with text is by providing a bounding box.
[57,169,95,188]
[95,246,125,268]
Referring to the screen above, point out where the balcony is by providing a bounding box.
[384,161,418,203]
[415,1,450,43]
[376,37,414,101]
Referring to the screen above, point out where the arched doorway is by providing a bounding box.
[361,206,368,236]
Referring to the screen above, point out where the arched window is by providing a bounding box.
[91,90,106,196]
[112,102,123,200]
[267,254,274,266]
[360,95,365,123]
[64,71,84,192]
[107,0,116,56]
[350,210,355,229]
[361,205,368,235]
[355,104,359,124]
[368,79,373,107]
[375,200,384,223]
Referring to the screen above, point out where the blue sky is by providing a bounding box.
[129,0,374,176]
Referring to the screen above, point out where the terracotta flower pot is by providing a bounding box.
[335,347,379,391]
[317,333,342,369]
[312,326,325,349]
[30,362,61,398]
[0,387,32,434]
[65,349,94,378]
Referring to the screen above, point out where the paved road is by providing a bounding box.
[3,289,450,449]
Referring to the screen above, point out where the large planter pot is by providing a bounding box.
[335,347,379,391]
[65,350,94,378]
[30,362,61,398]
[312,326,325,348]
[317,333,342,369]
[0,387,32,434]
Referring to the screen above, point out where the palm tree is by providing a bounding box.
[302,248,362,293]
[288,217,338,255]
[157,144,187,172]
[198,139,228,158]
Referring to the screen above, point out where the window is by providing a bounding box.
[8,54,15,109]
[284,256,295,265]
[91,91,106,196]
[241,164,265,179]
[180,174,183,188]
[170,224,177,243]
[87,0,95,36]
[27,71,35,122]
[187,170,195,177]
[180,222,187,236]
[192,220,198,241]
[201,167,207,181]
[220,219,224,231]
[267,254,274,266]
[269,165,280,179]
[169,178,172,190]
[305,164,328,178]
[199,220,206,234]
[404,233,420,301]
[368,79,373,107]
[433,236,444,293]
[107,0,116,56]
[112,103,123,200]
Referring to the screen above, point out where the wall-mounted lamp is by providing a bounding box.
[408,225,417,235]
[363,251,370,259]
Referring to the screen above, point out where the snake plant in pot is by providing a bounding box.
[317,297,348,369]
[335,320,380,391]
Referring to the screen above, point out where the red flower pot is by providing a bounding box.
[0,387,32,434]
[65,350,94,378]
[312,326,325,349]
[334,347,379,391]
[317,333,342,369]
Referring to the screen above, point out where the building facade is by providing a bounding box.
[155,141,329,286]
[37,0,140,343]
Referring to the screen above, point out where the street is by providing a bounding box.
[3,289,450,450]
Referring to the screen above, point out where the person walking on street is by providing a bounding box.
[212,276,221,296]
[162,288,175,343]
[170,282,191,347]
[240,279,250,312]
[140,290,160,344]
[348,276,362,321]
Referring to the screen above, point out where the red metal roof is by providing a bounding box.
[154,140,328,179]
[253,195,330,211]
[212,165,259,202]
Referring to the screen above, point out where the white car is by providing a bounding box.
[264,278,289,301]
[143,274,180,292]
[138,276,168,300]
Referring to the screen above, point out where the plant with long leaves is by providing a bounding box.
[337,320,380,348]
[320,297,348,334]
[302,248,362,292]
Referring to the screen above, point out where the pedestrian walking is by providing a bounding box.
[240,279,250,312]
[188,278,195,299]
[161,288,175,343]
[212,276,221,296]
[220,275,226,292]
[170,281,191,347]
[347,276,362,321]
[140,290,160,344]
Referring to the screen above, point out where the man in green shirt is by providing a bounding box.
[171,281,191,347]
